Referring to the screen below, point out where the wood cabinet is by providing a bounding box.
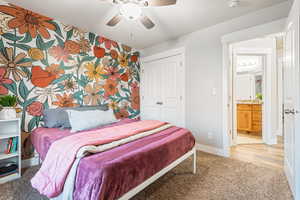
[237,104,262,135]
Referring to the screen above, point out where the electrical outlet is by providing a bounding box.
[208,132,213,140]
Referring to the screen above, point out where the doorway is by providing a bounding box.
[234,54,265,145]
[225,36,284,169]
[221,15,299,198]
[229,37,281,147]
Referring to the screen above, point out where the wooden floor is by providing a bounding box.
[237,133,263,144]
[231,136,284,170]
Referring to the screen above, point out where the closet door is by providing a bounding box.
[141,54,185,127]
[160,56,184,126]
[140,60,162,121]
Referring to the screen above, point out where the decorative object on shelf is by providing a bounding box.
[0,95,18,120]
[4,137,18,154]
[0,162,18,178]
[15,107,23,119]
[256,93,263,101]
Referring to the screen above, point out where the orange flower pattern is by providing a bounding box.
[131,82,140,110]
[52,93,78,108]
[115,108,129,119]
[0,3,140,132]
[46,64,65,79]
[31,66,56,88]
[64,40,81,55]
[0,4,56,39]
[49,46,70,63]
[0,68,13,94]
[98,36,118,49]
[103,79,119,97]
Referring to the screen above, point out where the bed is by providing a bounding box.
[31,118,196,200]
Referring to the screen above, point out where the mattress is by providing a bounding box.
[31,119,195,200]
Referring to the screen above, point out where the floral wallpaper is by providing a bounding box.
[0,3,140,133]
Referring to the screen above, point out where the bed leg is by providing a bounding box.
[193,148,196,174]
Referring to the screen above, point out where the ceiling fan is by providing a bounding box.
[228,0,250,8]
[100,0,177,29]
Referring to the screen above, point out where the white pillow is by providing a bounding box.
[66,109,117,133]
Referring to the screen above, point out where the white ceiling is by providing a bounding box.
[5,0,290,49]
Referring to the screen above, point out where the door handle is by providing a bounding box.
[156,102,163,105]
[284,109,299,115]
[285,109,293,115]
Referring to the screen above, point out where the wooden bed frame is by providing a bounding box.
[118,147,197,200]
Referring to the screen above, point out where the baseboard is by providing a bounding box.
[276,129,283,136]
[284,158,295,197]
[21,156,40,168]
[196,143,228,157]
[266,137,277,145]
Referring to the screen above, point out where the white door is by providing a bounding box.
[140,60,162,121]
[228,45,234,146]
[160,56,184,126]
[141,53,185,127]
[283,19,298,196]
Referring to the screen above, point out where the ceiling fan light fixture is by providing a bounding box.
[228,0,240,8]
[119,3,142,20]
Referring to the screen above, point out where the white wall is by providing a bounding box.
[140,2,292,149]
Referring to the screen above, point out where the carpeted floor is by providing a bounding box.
[0,151,293,200]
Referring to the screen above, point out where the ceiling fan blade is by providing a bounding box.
[146,0,177,6]
[106,13,122,26]
[140,16,155,29]
[238,1,251,7]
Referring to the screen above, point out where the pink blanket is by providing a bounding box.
[31,120,166,198]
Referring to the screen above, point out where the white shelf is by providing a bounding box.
[0,118,20,123]
[0,172,20,184]
[0,118,21,184]
[0,152,19,160]
[0,134,19,140]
